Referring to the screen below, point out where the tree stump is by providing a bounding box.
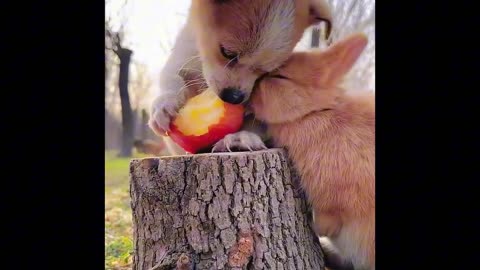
[130,148,325,270]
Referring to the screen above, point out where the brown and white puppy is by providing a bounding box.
[148,0,333,155]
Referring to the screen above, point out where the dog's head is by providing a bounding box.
[189,0,332,104]
[251,33,368,124]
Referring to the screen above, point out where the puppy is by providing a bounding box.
[250,33,375,270]
[148,0,333,155]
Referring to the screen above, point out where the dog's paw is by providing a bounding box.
[211,131,268,152]
[148,94,180,136]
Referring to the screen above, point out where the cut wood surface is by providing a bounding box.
[130,148,325,270]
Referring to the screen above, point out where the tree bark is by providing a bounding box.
[130,148,325,270]
[118,48,134,157]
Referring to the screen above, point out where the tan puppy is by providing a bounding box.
[251,33,375,270]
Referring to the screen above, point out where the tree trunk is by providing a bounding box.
[311,28,321,48]
[118,48,134,157]
[130,149,325,270]
[141,109,148,140]
[105,54,107,85]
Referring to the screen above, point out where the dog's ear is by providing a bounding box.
[309,33,368,86]
[309,0,333,39]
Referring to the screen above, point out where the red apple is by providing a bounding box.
[167,88,244,154]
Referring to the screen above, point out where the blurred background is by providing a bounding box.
[104,0,375,269]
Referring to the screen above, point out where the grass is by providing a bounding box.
[105,150,155,270]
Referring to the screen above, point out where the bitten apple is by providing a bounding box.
[167,88,244,154]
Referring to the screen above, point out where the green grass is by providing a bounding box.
[105,150,154,270]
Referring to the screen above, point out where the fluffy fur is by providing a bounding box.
[149,0,333,155]
[250,33,375,270]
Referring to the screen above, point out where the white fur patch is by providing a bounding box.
[250,1,296,70]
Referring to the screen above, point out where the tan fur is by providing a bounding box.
[189,0,329,101]
[250,33,375,270]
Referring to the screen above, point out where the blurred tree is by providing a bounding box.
[129,62,151,112]
[129,62,153,141]
[105,0,134,157]
[311,27,321,48]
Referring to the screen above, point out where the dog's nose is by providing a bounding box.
[219,88,245,104]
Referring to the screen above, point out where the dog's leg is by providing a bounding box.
[149,23,200,135]
[211,112,270,152]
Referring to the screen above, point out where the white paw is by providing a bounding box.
[148,94,180,136]
[211,131,268,152]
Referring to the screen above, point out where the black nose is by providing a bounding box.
[219,88,245,104]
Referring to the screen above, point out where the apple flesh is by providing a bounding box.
[168,88,244,154]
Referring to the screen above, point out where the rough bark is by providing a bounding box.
[130,148,325,270]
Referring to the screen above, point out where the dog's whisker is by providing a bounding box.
[180,68,203,73]
[184,77,205,83]
[176,55,201,75]
[183,79,207,88]
[178,81,208,93]
[222,55,239,72]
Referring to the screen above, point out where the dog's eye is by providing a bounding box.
[271,74,289,80]
[220,45,238,62]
